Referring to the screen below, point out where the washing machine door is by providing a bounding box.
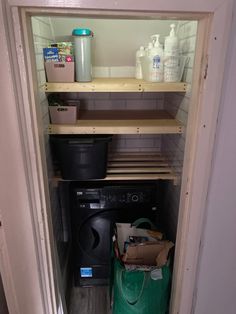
[77,210,114,265]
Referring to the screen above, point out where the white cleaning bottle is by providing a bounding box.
[164,24,180,82]
[164,24,179,57]
[148,34,164,82]
[165,24,179,56]
[135,46,145,79]
[147,42,153,56]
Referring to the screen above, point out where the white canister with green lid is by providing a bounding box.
[72,28,93,82]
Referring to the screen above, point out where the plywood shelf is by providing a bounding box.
[48,110,183,135]
[44,78,187,93]
[54,152,178,185]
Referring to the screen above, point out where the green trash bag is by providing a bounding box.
[112,258,171,314]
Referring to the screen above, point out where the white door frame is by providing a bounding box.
[0,0,234,313]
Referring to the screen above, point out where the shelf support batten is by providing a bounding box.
[44,80,187,93]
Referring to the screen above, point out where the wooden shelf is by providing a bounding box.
[106,152,178,184]
[44,78,187,93]
[48,110,183,135]
[53,152,178,185]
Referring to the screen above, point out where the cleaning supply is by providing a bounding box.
[72,28,93,82]
[147,42,154,56]
[135,46,145,79]
[140,35,164,82]
[164,24,180,82]
[164,24,179,57]
[148,34,164,82]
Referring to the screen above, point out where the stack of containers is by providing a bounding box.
[43,42,75,82]
[136,23,184,83]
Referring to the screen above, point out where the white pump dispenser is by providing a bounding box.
[147,42,154,56]
[135,46,145,79]
[148,34,164,82]
[151,34,160,46]
[164,24,181,82]
[164,24,179,56]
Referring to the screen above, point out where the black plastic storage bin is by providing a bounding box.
[50,135,112,180]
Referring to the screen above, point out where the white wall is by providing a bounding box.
[51,17,176,67]
[194,1,236,313]
[162,21,197,240]
[31,16,69,276]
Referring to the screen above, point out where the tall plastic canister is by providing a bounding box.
[72,28,93,82]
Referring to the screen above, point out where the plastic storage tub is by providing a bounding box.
[49,105,77,124]
[50,135,112,180]
[45,61,75,82]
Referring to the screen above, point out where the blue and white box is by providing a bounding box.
[43,47,59,62]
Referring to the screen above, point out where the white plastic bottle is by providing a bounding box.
[147,42,154,56]
[148,34,164,82]
[164,24,179,57]
[164,24,180,82]
[135,46,145,79]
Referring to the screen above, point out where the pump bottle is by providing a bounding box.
[148,34,164,82]
[164,24,179,57]
[164,24,180,82]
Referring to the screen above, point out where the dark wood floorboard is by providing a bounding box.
[69,286,111,314]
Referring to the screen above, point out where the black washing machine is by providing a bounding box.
[70,181,164,286]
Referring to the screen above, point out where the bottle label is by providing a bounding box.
[153,55,161,69]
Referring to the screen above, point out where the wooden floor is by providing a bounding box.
[69,286,112,314]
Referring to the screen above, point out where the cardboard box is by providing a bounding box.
[122,241,174,268]
[50,42,74,56]
[45,61,75,82]
[43,47,59,62]
[115,222,163,254]
[114,222,174,269]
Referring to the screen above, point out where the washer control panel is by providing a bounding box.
[75,184,159,209]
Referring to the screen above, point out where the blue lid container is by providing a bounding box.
[72,28,93,82]
[72,28,92,36]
